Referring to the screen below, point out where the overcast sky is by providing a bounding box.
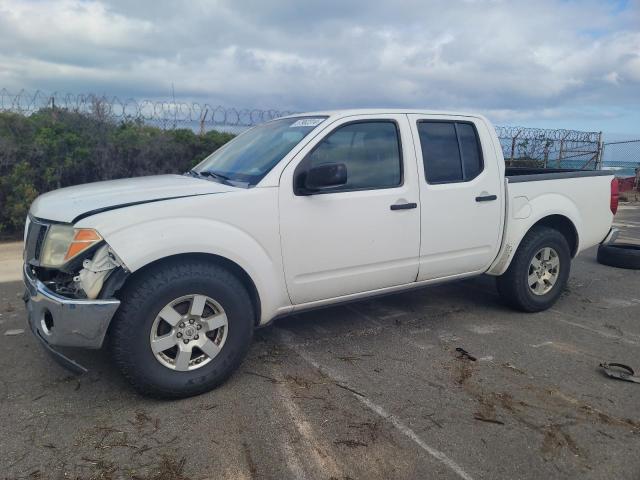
[0,0,638,135]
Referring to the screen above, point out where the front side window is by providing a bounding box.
[300,121,402,192]
[418,121,484,184]
[194,116,326,186]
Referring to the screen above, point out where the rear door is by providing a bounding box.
[408,115,504,280]
[279,114,421,305]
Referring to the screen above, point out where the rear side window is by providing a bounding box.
[301,121,402,192]
[417,121,484,184]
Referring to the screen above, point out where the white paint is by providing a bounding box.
[26,109,614,325]
[356,396,475,480]
[512,196,532,219]
[530,341,554,348]
[378,311,407,320]
[550,309,640,346]
[279,113,421,304]
[277,328,475,480]
[276,378,342,479]
[4,329,24,336]
[408,114,505,281]
[487,175,614,275]
[30,174,236,223]
[404,338,436,351]
[280,441,308,480]
[601,297,640,308]
[467,324,503,334]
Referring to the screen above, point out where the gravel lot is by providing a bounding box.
[1,205,639,480]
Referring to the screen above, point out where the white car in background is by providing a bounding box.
[23,109,618,398]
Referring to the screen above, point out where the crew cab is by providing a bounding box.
[23,109,618,398]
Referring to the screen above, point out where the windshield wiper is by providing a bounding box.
[200,170,232,183]
[187,169,232,185]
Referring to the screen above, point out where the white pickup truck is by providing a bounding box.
[23,109,618,398]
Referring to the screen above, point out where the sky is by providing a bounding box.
[0,0,638,137]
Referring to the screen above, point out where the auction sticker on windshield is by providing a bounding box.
[290,118,325,128]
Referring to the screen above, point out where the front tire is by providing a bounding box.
[496,226,571,312]
[110,259,254,398]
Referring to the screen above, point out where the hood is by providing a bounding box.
[30,174,236,223]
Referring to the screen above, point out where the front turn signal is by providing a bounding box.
[64,229,103,261]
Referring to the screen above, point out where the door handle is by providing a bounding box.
[475,195,497,202]
[390,202,417,211]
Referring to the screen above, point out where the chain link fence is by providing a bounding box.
[495,126,602,170]
[602,140,640,175]
[601,139,640,191]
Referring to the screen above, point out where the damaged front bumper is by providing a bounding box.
[23,263,120,373]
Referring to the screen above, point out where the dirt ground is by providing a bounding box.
[0,241,21,283]
[0,205,639,480]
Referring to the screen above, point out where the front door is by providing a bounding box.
[279,115,421,305]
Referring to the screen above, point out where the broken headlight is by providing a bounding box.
[40,225,103,268]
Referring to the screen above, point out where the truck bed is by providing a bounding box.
[488,167,615,276]
[505,167,613,183]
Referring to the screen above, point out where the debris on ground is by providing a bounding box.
[4,329,24,336]
[599,363,640,384]
[473,415,505,425]
[334,439,368,448]
[243,370,280,383]
[455,347,477,361]
[334,382,365,397]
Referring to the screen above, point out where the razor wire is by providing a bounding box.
[1,88,605,168]
[494,125,602,169]
[0,88,295,129]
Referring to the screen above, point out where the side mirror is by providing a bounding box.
[298,163,347,194]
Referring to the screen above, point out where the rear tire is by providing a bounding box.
[110,259,254,399]
[496,226,571,312]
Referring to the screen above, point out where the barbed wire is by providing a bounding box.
[0,88,296,128]
[494,125,600,143]
[0,89,601,135]
[0,88,606,167]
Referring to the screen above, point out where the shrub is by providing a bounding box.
[0,109,234,236]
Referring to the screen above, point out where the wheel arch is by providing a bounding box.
[488,211,580,276]
[113,253,262,326]
[94,215,291,325]
[530,214,579,258]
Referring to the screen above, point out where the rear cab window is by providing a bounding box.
[417,121,484,184]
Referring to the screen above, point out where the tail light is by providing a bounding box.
[610,178,619,215]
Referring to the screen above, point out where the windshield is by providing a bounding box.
[193,116,327,186]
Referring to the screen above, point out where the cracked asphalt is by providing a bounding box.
[0,204,639,480]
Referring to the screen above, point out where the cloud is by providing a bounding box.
[0,0,638,132]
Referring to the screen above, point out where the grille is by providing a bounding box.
[24,218,49,265]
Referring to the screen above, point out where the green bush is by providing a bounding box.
[0,109,234,237]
